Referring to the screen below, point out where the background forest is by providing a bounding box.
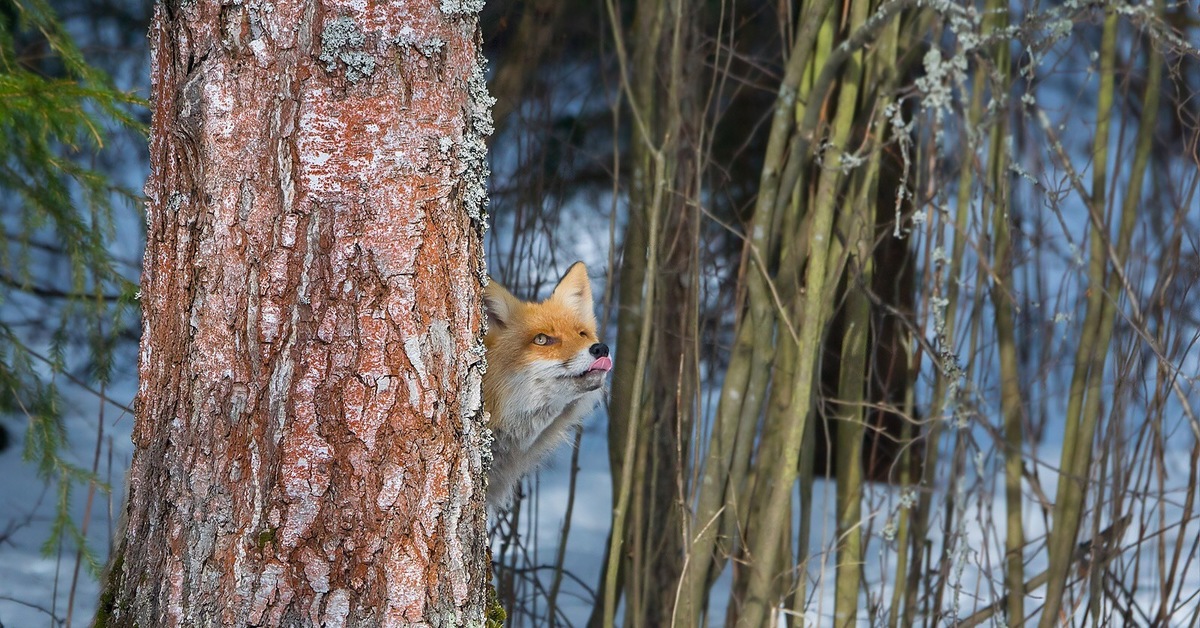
[1,0,1198,625]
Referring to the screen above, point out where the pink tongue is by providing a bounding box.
[588,356,613,372]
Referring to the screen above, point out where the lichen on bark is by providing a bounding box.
[318,16,375,83]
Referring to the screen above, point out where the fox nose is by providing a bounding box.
[589,343,610,358]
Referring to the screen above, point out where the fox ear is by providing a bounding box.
[484,281,520,329]
[550,262,595,325]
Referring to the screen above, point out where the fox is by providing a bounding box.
[482,262,612,509]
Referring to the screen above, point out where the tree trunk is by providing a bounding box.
[97,0,493,625]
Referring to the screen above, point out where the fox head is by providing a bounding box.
[482,263,611,430]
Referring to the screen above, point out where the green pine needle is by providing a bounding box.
[2,0,146,579]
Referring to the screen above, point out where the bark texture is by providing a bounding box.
[99,0,493,625]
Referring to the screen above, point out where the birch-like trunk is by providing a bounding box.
[97,0,492,624]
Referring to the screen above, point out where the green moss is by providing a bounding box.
[482,544,505,628]
[486,583,506,628]
[93,548,124,627]
[256,527,276,550]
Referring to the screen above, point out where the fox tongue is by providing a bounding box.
[588,356,613,373]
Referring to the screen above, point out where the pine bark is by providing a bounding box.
[98,0,493,625]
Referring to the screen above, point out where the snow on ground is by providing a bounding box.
[2,381,1197,626]
[504,414,1200,626]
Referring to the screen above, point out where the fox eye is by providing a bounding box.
[579,330,588,338]
[533,333,551,346]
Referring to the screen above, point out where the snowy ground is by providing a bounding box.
[1,390,1198,626]
[498,408,1200,627]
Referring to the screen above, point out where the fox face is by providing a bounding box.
[482,262,611,509]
